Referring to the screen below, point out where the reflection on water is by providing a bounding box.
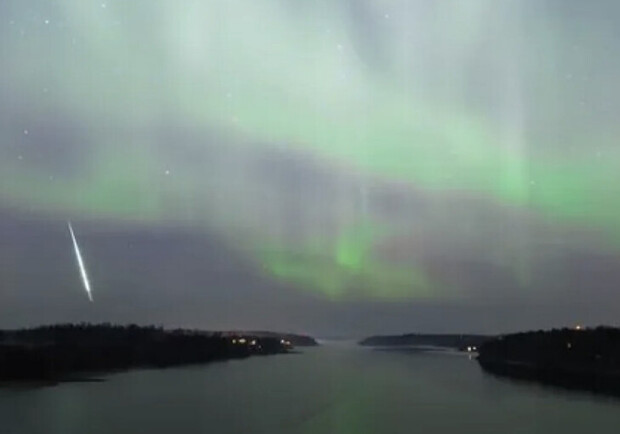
[1,344,619,434]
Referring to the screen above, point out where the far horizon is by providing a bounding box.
[0,316,605,342]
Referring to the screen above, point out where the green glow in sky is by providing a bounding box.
[2,1,620,300]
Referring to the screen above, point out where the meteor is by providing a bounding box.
[67,221,94,302]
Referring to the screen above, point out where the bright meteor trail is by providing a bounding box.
[67,221,94,302]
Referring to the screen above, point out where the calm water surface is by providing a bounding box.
[1,343,619,434]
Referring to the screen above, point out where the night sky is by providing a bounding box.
[2,1,620,337]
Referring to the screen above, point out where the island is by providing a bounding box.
[359,333,492,351]
[477,326,620,396]
[0,323,317,384]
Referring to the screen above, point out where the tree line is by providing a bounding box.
[0,323,290,382]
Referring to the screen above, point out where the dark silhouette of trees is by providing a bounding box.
[478,326,620,396]
[0,323,292,382]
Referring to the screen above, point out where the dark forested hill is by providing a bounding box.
[0,323,293,383]
[477,326,620,396]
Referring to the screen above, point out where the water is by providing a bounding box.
[1,343,619,434]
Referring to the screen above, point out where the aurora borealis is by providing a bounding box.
[2,1,620,334]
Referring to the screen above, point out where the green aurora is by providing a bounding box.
[2,1,620,300]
